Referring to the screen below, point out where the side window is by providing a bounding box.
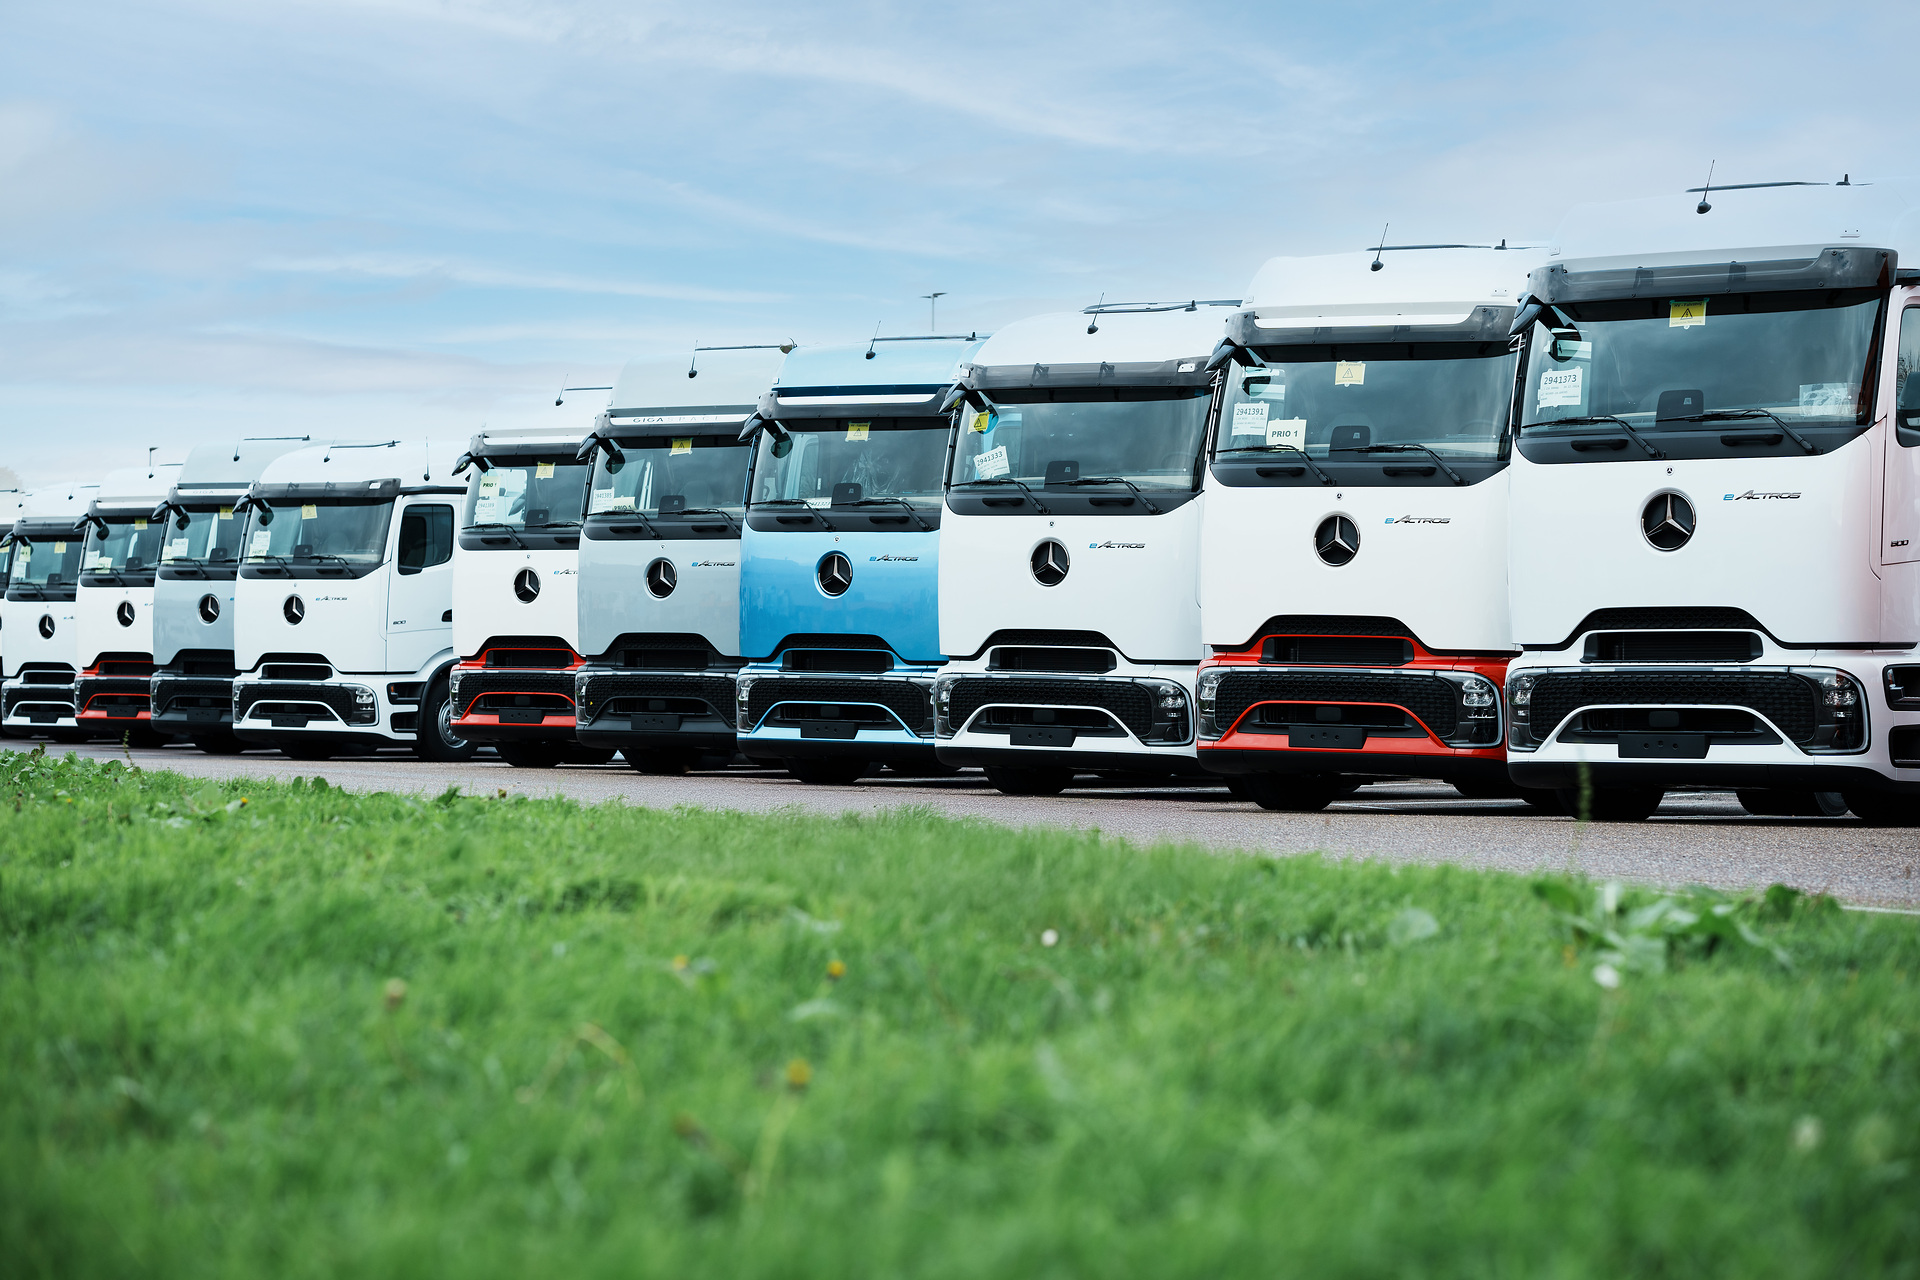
[397,504,454,574]
[1898,306,1920,447]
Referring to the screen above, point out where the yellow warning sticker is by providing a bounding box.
[1670,299,1707,328]
[671,438,693,456]
[219,506,233,520]
[971,410,992,433]
[1334,361,1366,386]
[301,504,318,519]
[134,518,148,530]
[846,422,870,442]
[52,542,65,553]
[535,462,556,479]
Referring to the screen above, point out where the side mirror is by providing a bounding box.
[1203,338,1264,374]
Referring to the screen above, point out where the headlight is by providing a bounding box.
[1504,671,1537,750]
[933,674,959,737]
[1195,666,1226,739]
[736,674,757,732]
[345,683,378,725]
[1138,678,1193,745]
[1805,668,1868,753]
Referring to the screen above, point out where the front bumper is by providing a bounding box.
[2,678,78,730]
[450,660,580,742]
[75,675,154,726]
[736,668,937,765]
[932,667,1201,773]
[231,675,419,744]
[152,673,237,734]
[574,665,739,752]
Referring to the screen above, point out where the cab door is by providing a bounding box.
[385,502,454,672]
[1884,302,1920,566]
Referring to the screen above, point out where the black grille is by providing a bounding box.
[76,677,152,715]
[1581,607,1761,631]
[486,648,574,668]
[748,678,930,731]
[1251,614,1417,638]
[263,663,332,681]
[948,678,1153,738]
[1214,671,1458,737]
[1530,672,1817,743]
[3,686,72,718]
[235,682,364,724]
[1262,636,1414,666]
[783,649,893,673]
[457,670,576,715]
[154,677,233,716]
[990,647,1115,673]
[578,672,735,721]
[1585,631,1762,663]
[978,629,1118,650]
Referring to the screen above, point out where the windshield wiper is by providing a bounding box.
[528,520,582,530]
[463,521,527,547]
[1216,443,1335,486]
[249,554,292,573]
[1519,415,1665,460]
[753,498,837,530]
[953,477,1051,514]
[670,507,740,533]
[1669,408,1821,456]
[1062,476,1162,513]
[1345,443,1467,486]
[846,497,932,530]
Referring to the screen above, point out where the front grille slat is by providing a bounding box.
[154,677,234,717]
[1215,672,1458,737]
[457,670,576,713]
[1530,672,1817,743]
[748,678,930,730]
[578,673,736,721]
[235,682,364,723]
[949,678,1153,738]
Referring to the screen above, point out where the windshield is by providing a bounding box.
[750,418,947,507]
[948,388,1211,488]
[1521,288,1883,431]
[1219,344,1515,458]
[84,517,167,581]
[162,505,245,566]
[587,435,749,516]
[243,499,393,567]
[10,536,84,589]
[465,459,590,529]
[0,540,11,590]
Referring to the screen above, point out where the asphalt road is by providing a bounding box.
[11,738,1920,908]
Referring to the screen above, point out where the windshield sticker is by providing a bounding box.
[133,518,147,530]
[166,538,190,561]
[249,531,272,554]
[973,445,1011,479]
[219,506,233,520]
[1231,402,1270,436]
[52,541,65,553]
[535,462,556,479]
[1266,418,1307,449]
[1334,361,1365,386]
[1538,366,1584,408]
[846,422,870,442]
[1669,299,1707,328]
[671,438,693,456]
[300,504,318,519]
[1799,383,1854,413]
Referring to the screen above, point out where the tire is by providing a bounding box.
[1452,778,1518,800]
[983,765,1074,796]
[414,675,479,761]
[192,732,247,755]
[1238,773,1340,813]
[1517,786,1566,813]
[1224,775,1253,800]
[625,748,697,775]
[1738,788,1850,817]
[563,745,619,766]
[1556,786,1665,822]
[1842,790,1916,826]
[495,741,562,769]
[886,760,962,777]
[785,758,871,786]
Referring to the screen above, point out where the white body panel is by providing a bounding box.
[579,537,740,657]
[73,465,181,677]
[451,426,590,660]
[1,486,99,731]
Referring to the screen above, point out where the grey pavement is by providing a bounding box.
[9,739,1919,909]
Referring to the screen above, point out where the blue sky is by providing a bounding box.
[4,0,1917,483]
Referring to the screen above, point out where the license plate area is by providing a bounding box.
[630,713,681,733]
[497,709,547,724]
[1287,724,1367,750]
[799,722,860,740]
[1617,732,1709,759]
[1010,725,1076,748]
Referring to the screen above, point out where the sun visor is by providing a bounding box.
[1532,246,1894,304]
[964,358,1214,392]
[252,479,406,502]
[1230,304,1513,350]
[756,385,948,421]
[599,404,756,438]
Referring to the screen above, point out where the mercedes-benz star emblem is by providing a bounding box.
[1642,492,1695,551]
[283,594,306,625]
[514,568,541,603]
[37,614,55,639]
[1315,515,1360,566]
[645,558,677,598]
[1030,540,1070,586]
[116,601,136,627]
[198,594,221,624]
[817,552,853,597]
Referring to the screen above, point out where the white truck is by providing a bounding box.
[573,346,788,773]
[1,484,101,741]
[0,489,22,705]
[934,302,1235,794]
[1195,248,1540,809]
[149,440,312,752]
[71,463,184,746]
[448,425,612,767]
[229,440,474,761]
[1504,179,1920,823]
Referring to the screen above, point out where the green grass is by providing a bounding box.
[1,747,1916,1278]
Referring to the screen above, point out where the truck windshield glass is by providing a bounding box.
[162,506,246,565]
[243,500,394,567]
[587,436,748,515]
[1220,344,1515,458]
[84,517,167,580]
[0,540,11,590]
[10,536,84,589]
[1521,288,1883,431]
[948,388,1211,488]
[750,418,947,507]
[464,460,590,529]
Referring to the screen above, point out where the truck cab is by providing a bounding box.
[1195,248,1538,810]
[72,463,185,745]
[574,347,787,773]
[734,336,980,783]
[1504,181,1920,823]
[447,425,611,768]
[229,440,473,761]
[0,489,22,710]
[1,485,101,740]
[933,303,1233,795]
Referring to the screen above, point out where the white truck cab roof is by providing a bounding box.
[609,347,789,421]
[1242,248,1532,331]
[965,305,1231,374]
[91,465,182,515]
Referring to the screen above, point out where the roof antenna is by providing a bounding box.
[556,384,611,407]
[865,321,881,359]
[1838,173,1851,186]
[1696,161,1716,215]
[147,446,157,478]
[688,346,699,379]
[1370,223,1389,272]
[1087,293,1105,334]
[922,291,946,332]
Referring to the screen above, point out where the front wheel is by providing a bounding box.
[1842,790,1916,826]
[1557,786,1665,822]
[983,765,1074,796]
[785,758,871,786]
[414,676,479,761]
[1238,773,1341,812]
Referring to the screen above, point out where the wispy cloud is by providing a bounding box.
[256,252,785,304]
